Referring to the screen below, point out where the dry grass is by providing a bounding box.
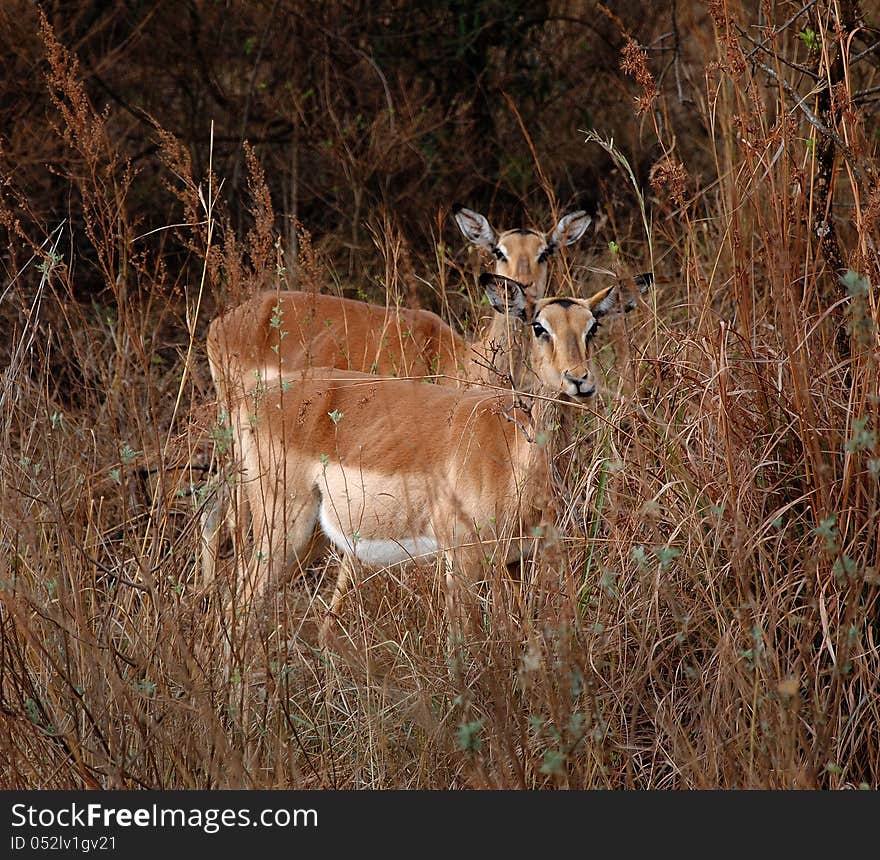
[1,4,879,789]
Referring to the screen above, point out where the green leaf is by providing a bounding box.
[455,719,484,753]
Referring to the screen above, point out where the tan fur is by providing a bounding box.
[232,282,620,644]
[204,210,594,591]
[206,290,468,408]
[203,289,525,586]
[207,209,592,405]
[492,229,554,300]
[204,292,468,588]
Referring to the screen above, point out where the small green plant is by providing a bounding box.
[798,27,820,51]
[654,545,681,569]
[845,417,876,454]
[23,698,43,727]
[814,515,838,553]
[739,624,766,668]
[841,270,875,346]
[37,249,62,276]
[833,555,857,581]
[119,443,141,465]
[455,719,484,753]
[598,568,619,599]
[269,303,287,340]
[540,749,566,775]
[631,545,649,568]
[134,679,157,696]
[18,456,41,476]
[210,419,234,453]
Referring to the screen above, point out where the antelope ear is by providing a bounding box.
[587,285,618,318]
[479,273,528,321]
[550,210,592,247]
[634,272,654,293]
[452,204,497,249]
[622,271,654,311]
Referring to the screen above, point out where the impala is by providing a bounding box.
[207,206,592,405]
[451,204,591,303]
[229,271,651,645]
[450,204,591,384]
[203,208,593,581]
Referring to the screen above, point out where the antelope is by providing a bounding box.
[203,207,593,582]
[451,204,591,303]
[207,206,592,404]
[450,204,591,382]
[229,271,651,646]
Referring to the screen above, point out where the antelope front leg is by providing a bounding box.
[319,553,357,650]
[443,543,485,671]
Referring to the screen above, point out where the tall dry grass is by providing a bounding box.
[1,4,879,788]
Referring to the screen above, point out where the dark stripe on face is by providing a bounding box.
[543,298,577,309]
[502,228,540,237]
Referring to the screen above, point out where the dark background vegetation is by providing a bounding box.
[1,1,880,789]
[1,0,710,298]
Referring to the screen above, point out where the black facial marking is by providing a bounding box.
[492,247,506,261]
[544,298,576,309]
[634,272,654,291]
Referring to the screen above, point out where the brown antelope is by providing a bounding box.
[229,271,651,646]
[207,206,592,404]
[203,208,593,583]
[450,204,592,384]
[451,204,591,303]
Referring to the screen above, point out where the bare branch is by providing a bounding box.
[753,59,871,187]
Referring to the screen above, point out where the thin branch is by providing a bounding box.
[853,84,880,103]
[743,0,819,64]
[738,20,820,79]
[754,60,870,187]
[229,0,282,196]
[851,39,880,64]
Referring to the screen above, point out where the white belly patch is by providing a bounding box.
[318,503,438,566]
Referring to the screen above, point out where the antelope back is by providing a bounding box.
[207,290,468,404]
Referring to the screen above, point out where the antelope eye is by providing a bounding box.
[532,321,550,340]
[492,247,506,261]
[584,320,600,343]
[537,242,555,264]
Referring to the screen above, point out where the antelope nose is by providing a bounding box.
[564,372,595,398]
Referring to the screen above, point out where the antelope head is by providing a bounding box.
[479,271,650,402]
[454,204,592,302]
